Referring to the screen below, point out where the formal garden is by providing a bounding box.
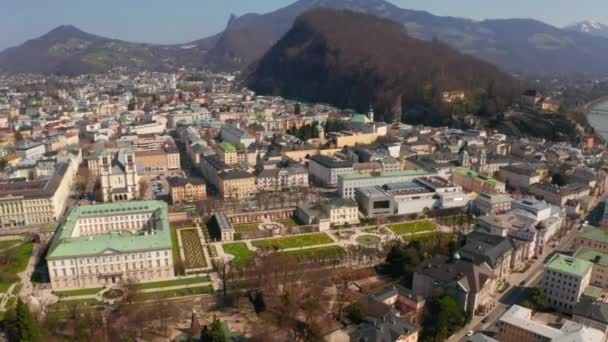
[387,220,436,235]
[251,233,333,250]
[178,228,208,269]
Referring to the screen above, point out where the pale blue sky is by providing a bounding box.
[2,0,606,50]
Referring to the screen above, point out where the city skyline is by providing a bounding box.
[2,0,608,50]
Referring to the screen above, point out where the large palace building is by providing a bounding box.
[47,201,174,290]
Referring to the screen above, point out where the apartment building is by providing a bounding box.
[168,177,207,204]
[308,155,353,187]
[540,253,592,313]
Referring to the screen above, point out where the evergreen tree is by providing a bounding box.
[10,299,42,342]
[200,315,227,342]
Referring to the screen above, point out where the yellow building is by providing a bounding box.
[135,149,181,173]
[217,142,241,165]
[219,171,255,199]
[169,177,207,204]
[333,131,379,148]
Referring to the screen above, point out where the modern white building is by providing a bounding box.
[15,140,46,160]
[129,121,166,135]
[47,201,175,290]
[308,155,353,187]
[338,170,431,199]
[497,305,605,342]
[540,253,592,313]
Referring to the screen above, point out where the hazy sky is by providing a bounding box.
[2,0,607,50]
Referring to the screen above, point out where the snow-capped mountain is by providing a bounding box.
[565,20,608,38]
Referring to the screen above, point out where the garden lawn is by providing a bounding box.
[388,221,436,235]
[0,240,21,250]
[403,232,454,243]
[139,276,211,290]
[48,298,102,311]
[252,233,333,250]
[0,243,33,293]
[277,218,301,227]
[140,285,212,300]
[233,223,259,233]
[170,227,181,274]
[54,287,103,298]
[283,246,345,261]
[179,229,207,269]
[222,243,255,268]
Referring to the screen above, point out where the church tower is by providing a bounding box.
[368,105,375,123]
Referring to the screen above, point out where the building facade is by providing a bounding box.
[47,201,175,290]
[540,253,592,313]
[169,177,207,204]
[99,148,139,202]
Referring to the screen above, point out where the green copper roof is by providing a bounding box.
[340,169,428,181]
[577,225,608,244]
[575,247,608,268]
[47,201,172,260]
[545,253,592,278]
[454,167,504,186]
[584,285,604,299]
[218,142,236,153]
[351,113,370,124]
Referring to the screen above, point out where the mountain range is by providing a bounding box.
[247,9,520,124]
[564,20,608,38]
[3,0,608,77]
[0,25,211,75]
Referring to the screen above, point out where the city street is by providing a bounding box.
[449,221,580,341]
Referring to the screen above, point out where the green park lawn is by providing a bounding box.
[170,228,181,274]
[283,246,346,261]
[252,233,334,250]
[0,240,21,251]
[0,243,33,293]
[140,285,212,300]
[222,243,255,267]
[54,287,103,298]
[388,220,436,235]
[139,276,211,290]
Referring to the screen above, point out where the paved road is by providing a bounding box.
[449,223,579,341]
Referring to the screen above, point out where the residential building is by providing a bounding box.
[528,182,590,207]
[472,192,512,216]
[575,225,608,254]
[575,247,608,289]
[498,164,547,191]
[453,167,506,194]
[255,163,309,192]
[0,162,74,228]
[129,121,165,135]
[573,299,608,335]
[221,124,255,148]
[459,231,513,281]
[412,255,496,314]
[135,148,180,173]
[296,199,359,228]
[540,253,592,313]
[497,304,605,342]
[15,140,46,160]
[47,201,174,290]
[168,177,207,205]
[219,170,256,199]
[217,142,241,165]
